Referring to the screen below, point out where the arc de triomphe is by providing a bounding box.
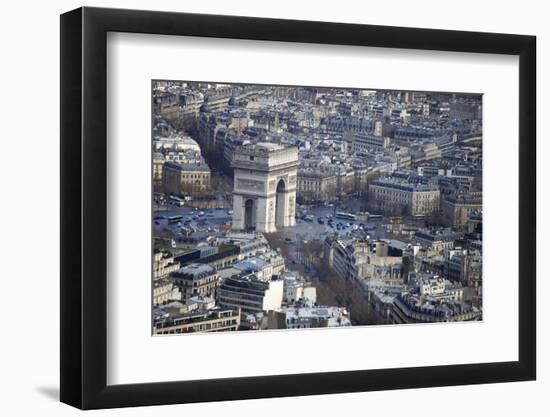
[231,143,298,233]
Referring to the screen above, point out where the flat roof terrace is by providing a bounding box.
[232,143,299,172]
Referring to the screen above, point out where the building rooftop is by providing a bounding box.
[370,177,439,192]
[163,161,211,172]
[171,263,215,279]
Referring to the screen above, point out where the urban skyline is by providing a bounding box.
[151,81,483,335]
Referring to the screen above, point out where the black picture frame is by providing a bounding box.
[60,6,536,410]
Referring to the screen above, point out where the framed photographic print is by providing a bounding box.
[60,6,536,410]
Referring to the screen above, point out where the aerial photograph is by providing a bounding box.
[151,81,483,335]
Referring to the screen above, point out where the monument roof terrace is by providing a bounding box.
[231,142,299,172]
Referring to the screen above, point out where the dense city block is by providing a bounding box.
[152,81,483,335]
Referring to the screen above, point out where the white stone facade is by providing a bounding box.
[231,143,298,233]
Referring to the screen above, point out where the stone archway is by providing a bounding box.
[244,199,255,231]
[275,179,286,228]
[231,143,298,233]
